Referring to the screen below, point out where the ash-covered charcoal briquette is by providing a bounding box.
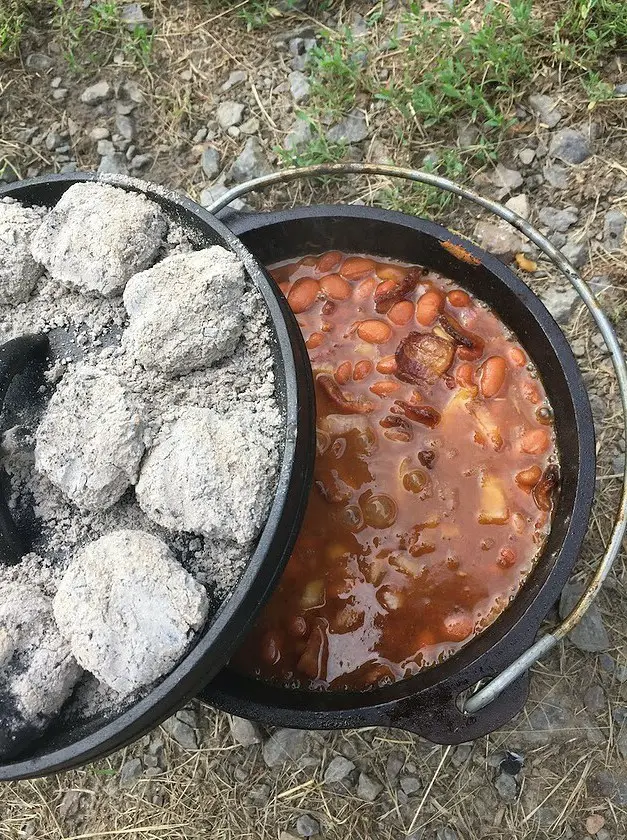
[122,246,246,376]
[0,200,45,305]
[35,365,146,511]
[0,581,82,760]
[30,182,166,297]
[136,404,280,545]
[53,530,209,697]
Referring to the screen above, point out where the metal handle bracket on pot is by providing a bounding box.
[206,163,627,715]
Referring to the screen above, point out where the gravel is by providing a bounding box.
[324,756,356,784]
[399,776,421,795]
[296,815,320,838]
[227,137,273,183]
[540,285,580,324]
[356,772,383,802]
[494,772,519,802]
[53,530,209,696]
[561,236,589,269]
[201,147,221,179]
[80,81,112,105]
[537,206,579,232]
[262,728,309,768]
[584,684,606,714]
[31,182,166,297]
[162,708,200,750]
[326,109,369,144]
[528,94,562,127]
[285,118,312,151]
[548,128,592,165]
[289,70,310,104]
[543,162,570,189]
[119,757,143,788]
[559,582,610,652]
[216,101,246,130]
[229,715,262,746]
[603,208,626,250]
[473,219,523,260]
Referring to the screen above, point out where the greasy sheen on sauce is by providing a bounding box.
[234,252,559,691]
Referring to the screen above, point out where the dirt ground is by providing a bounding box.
[0,1,626,838]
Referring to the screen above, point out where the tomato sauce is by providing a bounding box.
[234,252,559,690]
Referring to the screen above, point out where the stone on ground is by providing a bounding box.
[528,94,562,127]
[262,728,309,768]
[548,128,592,164]
[229,715,262,746]
[227,137,273,183]
[559,582,610,653]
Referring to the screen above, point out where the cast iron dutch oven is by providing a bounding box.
[201,205,596,744]
[0,174,316,780]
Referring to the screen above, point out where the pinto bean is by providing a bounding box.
[515,465,542,490]
[416,290,445,326]
[320,273,352,301]
[357,319,393,344]
[442,611,474,642]
[353,359,374,381]
[354,277,377,299]
[510,347,527,367]
[334,361,353,385]
[376,355,398,375]
[374,268,423,314]
[340,256,376,280]
[287,277,319,313]
[520,428,550,455]
[388,300,415,325]
[316,251,342,273]
[306,332,324,349]
[447,289,471,307]
[278,281,290,296]
[455,362,475,389]
[376,263,408,283]
[370,380,400,397]
[479,356,507,398]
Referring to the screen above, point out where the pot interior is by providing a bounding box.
[205,205,596,719]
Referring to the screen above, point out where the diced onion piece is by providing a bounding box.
[301,579,325,609]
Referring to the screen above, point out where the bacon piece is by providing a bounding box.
[395,331,455,385]
[532,464,560,512]
[317,374,373,415]
[438,313,484,360]
[394,400,441,428]
[374,267,425,314]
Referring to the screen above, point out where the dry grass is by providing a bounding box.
[0,1,626,838]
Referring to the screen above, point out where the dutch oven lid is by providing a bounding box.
[0,173,315,780]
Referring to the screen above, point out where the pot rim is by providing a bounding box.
[202,204,596,739]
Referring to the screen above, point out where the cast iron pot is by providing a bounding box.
[0,175,316,780]
[201,205,596,743]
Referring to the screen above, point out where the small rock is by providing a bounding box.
[491,162,523,192]
[221,70,247,92]
[583,685,606,714]
[561,236,589,270]
[45,131,63,151]
[591,771,627,805]
[385,750,405,780]
[473,220,523,261]
[80,80,112,105]
[216,101,246,130]
[289,37,305,56]
[538,206,579,232]
[121,79,144,104]
[262,728,308,768]
[436,828,459,840]
[130,153,153,171]
[290,54,308,72]
[528,94,562,128]
[240,117,260,135]
[540,285,579,324]
[121,3,153,31]
[162,709,199,750]
[457,123,480,148]
[201,147,221,179]
[247,783,271,807]
[603,208,626,250]
[614,83,627,96]
[193,127,208,144]
[296,814,320,838]
[58,790,83,820]
[97,139,115,156]
[285,118,312,151]
[549,128,592,165]
[228,715,261,747]
[543,163,570,189]
[26,53,54,72]
[327,109,369,144]
[289,70,310,104]
[115,115,134,142]
[280,834,300,840]
[559,582,609,652]
[52,88,68,101]
[227,137,273,183]
[90,126,110,141]
[227,126,240,139]
[618,729,627,761]
[119,757,143,788]
[505,194,530,220]
[400,776,421,795]
[324,755,355,784]
[356,771,383,802]
[518,147,535,165]
[451,743,473,766]
[586,814,605,835]
[97,153,128,175]
[495,772,518,802]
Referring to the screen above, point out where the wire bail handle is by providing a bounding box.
[207,163,627,713]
